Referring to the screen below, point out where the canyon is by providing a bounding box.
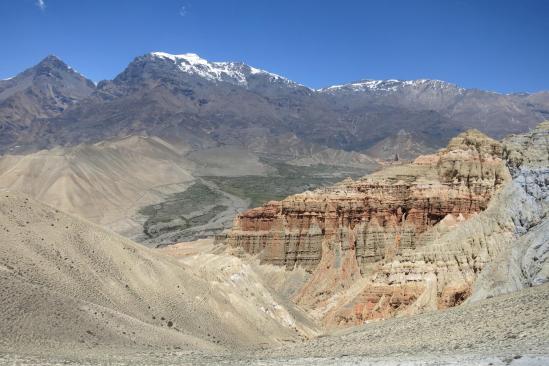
[222,123,549,327]
[0,120,546,366]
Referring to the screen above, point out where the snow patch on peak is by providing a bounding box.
[249,66,263,75]
[65,65,90,81]
[319,78,465,93]
[151,51,248,85]
[152,52,207,64]
[248,65,297,85]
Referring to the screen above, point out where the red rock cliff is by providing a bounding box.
[223,130,511,326]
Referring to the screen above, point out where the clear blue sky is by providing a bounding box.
[1,0,548,92]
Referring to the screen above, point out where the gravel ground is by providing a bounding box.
[2,284,547,365]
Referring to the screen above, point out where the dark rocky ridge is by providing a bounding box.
[0,55,95,149]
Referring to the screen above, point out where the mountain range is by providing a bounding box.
[2,53,548,159]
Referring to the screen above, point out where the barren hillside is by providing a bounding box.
[0,192,317,358]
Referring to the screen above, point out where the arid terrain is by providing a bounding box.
[0,134,377,244]
[0,49,548,365]
[1,284,548,365]
[220,123,548,328]
[0,122,547,365]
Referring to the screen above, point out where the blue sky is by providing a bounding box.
[1,0,548,92]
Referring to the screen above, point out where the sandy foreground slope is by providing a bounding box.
[0,191,318,360]
[1,284,548,365]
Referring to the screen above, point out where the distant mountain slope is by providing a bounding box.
[365,129,433,160]
[314,79,549,149]
[1,53,547,157]
[0,136,195,228]
[0,55,95,148]
[25,52,318,152]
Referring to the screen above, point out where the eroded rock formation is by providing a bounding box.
[228,130,508,268]
[222,126,548,327]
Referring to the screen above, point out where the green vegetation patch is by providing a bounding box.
[139,182,225,239]
[204,175,335,208]
[204,160,371,208]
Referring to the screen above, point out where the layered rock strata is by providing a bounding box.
[226,130,508,271]
[221,127,548,327]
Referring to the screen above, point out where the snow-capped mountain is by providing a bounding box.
[149,52,303,89]
[319,79,465,94]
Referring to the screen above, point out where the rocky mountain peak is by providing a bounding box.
[2,51,548,157]
[0,55,95,97]
[0,55,96,148]
[21,55,91,86]
[148,51,253,85]
[36,54,67,69]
